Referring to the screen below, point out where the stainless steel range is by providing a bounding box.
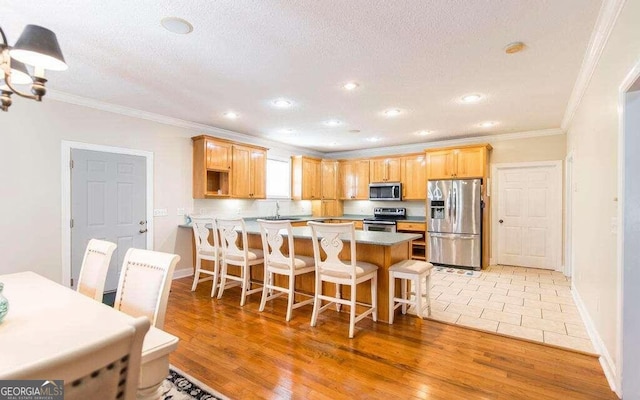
[362,207,406,233]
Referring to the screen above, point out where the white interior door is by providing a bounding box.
[71,149,147,293]
[496,163,561,269]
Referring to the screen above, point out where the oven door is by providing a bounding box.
[363,221,397,233]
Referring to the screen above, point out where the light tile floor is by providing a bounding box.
[425,265,595,353]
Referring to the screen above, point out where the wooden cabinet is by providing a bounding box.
[397,221,426,260]
[425,145,490,179]
[231,145,266,199]
[338,160,370,200]
[400,154,427,200]
[321,159,338,200]
[291,156,321,200]
[370,157,400,183]
[192,136,232,198]
[312,199,344,217]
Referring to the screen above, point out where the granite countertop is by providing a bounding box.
[179,218,421,246]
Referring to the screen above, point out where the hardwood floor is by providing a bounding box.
[164,277,616,400]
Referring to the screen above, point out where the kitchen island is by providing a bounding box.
[180,220,421,323]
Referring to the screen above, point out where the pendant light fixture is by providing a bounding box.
[1,24,67,111]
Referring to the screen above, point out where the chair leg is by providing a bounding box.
[191,256,201,291]
[310,276,321,327]
[259,269,270,312]
[349,284,357,338]
[210,258,219,298]
[401,278,408,315]
[217,261,228,299]
[371,273,377,322]
[286,274,295,322]
[240,265,249,307]
[415,276,423,319]
[335,284,342,312]
[388,273,395,324]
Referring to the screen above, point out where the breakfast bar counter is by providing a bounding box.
[181,221,421,323]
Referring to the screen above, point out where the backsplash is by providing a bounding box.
[342,200,426,217]
[193,199,312,218]
[191,199,426,219]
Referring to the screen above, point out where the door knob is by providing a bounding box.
[139,228,148,233]
[139,220,146,225]
[498,219,504,224]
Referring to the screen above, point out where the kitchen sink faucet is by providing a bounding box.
[275,201,280,219]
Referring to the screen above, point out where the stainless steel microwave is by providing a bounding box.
[369,182,402,201]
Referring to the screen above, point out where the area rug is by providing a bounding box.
[434,266,482,278]
[162,365,229,400]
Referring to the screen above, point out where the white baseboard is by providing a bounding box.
[571,284,620,397]
[173,267,194,280]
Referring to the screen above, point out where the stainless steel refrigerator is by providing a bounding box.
[427,179,482,270]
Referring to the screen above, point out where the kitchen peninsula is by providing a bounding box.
[180,221,421,323]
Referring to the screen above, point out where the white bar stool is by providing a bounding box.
[388,260,434,324]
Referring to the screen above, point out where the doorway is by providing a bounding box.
[491,161,562,270]
[620,70,640,398]
[61,141,154,293]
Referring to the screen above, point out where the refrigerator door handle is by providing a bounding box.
[452,186,457,227]
[429,233,475,240]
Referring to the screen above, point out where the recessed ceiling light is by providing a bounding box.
[324,120,342,127]
[417,130,433,136]
[384,109,402,117]
[224,111,239,119]
[161,17,193,34]
[460,94,483,103]
[343,82,359,90]
[280,128,295,134]
[479,121,497,128]
[505,41,526,54]
[328,142,339,146]
[366,137,382,142]
[348,129,361,133]
[272,99,293,108]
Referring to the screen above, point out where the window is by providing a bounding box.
[266,158,290,198]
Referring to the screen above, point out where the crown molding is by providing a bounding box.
[561,0,627,131]
[324,128,564,159]
[46,90,325,158]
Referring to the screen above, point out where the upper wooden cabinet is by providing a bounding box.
[192,136,232,198]
[321,159,338,200]
[338,160,370,200]
[400,153,427,200]
[425,145,491,180]
[291,156,321,200]
[231,145,266,199]
[192,135,267,199]
[205,140,232,170]
[370,157,401,183]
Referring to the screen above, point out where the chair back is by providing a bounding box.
[77,239,117,301]
[8,316,150,400]
[192,216,220,256]
[114,248,180,329]
[308,222,357,279]
[258,220,295,270]
[217,218,250,264]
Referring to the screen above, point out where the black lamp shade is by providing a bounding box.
[11,25,67,71]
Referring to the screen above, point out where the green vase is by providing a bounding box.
[0,282,8,323]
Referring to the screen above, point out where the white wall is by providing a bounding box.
[565,0,640,391]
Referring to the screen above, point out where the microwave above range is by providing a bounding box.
[369,182,402,201]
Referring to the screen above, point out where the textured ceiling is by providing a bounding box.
[3,0,601,152]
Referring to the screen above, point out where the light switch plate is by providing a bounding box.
[153,208,168,217]
[177,208,186,216]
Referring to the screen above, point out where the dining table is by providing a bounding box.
[0,271,178,400]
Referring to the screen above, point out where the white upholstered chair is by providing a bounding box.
[257,219,315,321]
[191,216,222,296]
[114,248,180,329]
[216,218,265,306]
[308,221,379,338]
[8,316,150,400]
[77,239,117,301]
